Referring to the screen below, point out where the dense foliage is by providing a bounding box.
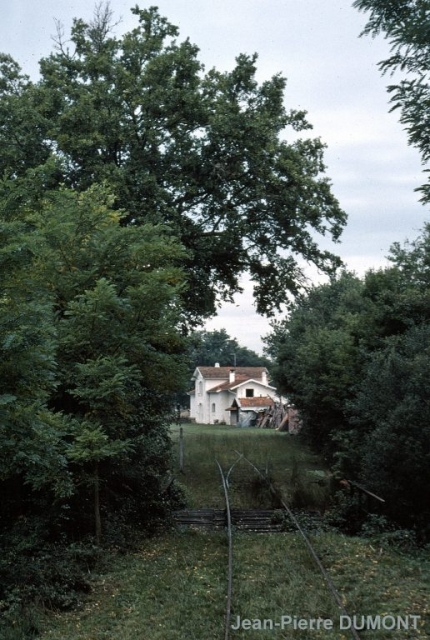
[188,328,271,369]
[0,185,189,624]
[0,4,345,318]
[265,0,430,539]
[266,227,430,538]
[354,0,430,203]
[266,272,365,455]
[0,3,347,621]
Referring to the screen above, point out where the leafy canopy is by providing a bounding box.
[265,226,430,534]
[0,182,189,543]
[0,3,345,317]
[354,0,430,202]
[265,272,365,455]
[188,328,271,369]
[0,214,72,498]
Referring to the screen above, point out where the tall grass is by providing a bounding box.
[37,424,430,639]
[170,424,330,510]
[39,530,430,639]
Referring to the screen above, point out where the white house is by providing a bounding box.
[189,364,287,425]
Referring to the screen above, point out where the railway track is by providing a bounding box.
[173,508,284,532]
[173,451,362,639]
[234,452,361,640]
[209,452,361,640]
[216,458,234,640]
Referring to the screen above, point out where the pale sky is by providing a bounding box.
[3,1,428,352]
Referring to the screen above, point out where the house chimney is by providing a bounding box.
[229,369,236,383]
[262,370,268,385]
[214,362,220,367]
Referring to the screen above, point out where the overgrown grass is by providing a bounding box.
[38,530,430,639]
[170,423,330,510]
[19,424,430,639]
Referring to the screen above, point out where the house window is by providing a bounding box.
[198,381,203,395]
[211,403,216,413]
[246,388,254,398]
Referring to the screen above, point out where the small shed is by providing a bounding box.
[226,396,275,427]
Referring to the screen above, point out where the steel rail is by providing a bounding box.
[215,458,233,640]
[226,452,243,488]
[234,451,361,640]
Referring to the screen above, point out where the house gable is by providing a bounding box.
[189,365,287,425]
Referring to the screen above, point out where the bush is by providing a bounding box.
[359,514,419,553]
[0,536,98,614]
[323,491,366,534]
[0,606,41,640]
[0,527,102,638]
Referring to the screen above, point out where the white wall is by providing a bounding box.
[207,390,232,424]
[190,370,285,424]
[234,380,276,399]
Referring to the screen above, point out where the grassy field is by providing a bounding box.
[32,424,430,639]
[38,531,429,639]
[170,422,330,509]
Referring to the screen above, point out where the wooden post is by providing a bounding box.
[179,426,184,473]
[265,454,270,479]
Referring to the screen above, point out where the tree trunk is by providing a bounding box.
[94,461,102,545]
[179,426,184,473]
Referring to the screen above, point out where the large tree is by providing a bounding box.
[0,183,188,543]
[354,0,430,203]
[0,217,71,512]
[36,185,188,539]
[350,323,430,533]
[0,4,345,318]
[188,328,271,369]
[264,272,366,457]
[265,227,430,535]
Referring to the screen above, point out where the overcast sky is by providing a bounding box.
[3,1,428,352]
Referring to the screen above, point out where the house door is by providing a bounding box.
[230,409,238,426]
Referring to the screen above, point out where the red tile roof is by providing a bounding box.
[240,397,274,408]
[226,397,275,410]
[195,366,268,380]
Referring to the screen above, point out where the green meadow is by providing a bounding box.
[31,424,430,640]
[170,423,330,510]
